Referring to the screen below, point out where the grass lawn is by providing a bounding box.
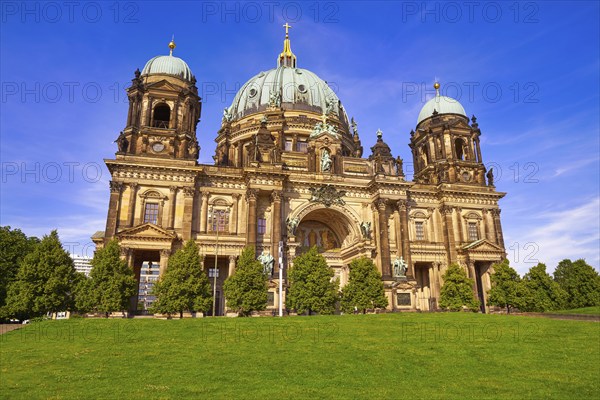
[547,306,600,315]
[1,313,599,399]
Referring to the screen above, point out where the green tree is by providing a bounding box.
[5,230,77,319]
[340,256,388,314]
[0,226,39,319]
[151,240,212,318]
[439,263,480,312]
[84,239,137,317]
[521,263,567,312]
[487,259,527,313]
[223,246,268,316]
[286,246,339,315]
[554,259,600,309]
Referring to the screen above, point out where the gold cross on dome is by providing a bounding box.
[283,23,291,36]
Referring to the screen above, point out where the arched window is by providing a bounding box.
[152,104,170,129]
[455,138,465,161]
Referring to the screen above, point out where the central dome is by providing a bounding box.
[227,66,343,120]
[225,25,347,124]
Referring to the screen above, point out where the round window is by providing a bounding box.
[298,84,307,93]
[152,142,165,153]
[249,88,258,98]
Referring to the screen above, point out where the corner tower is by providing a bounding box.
[410,83,487,185]
[115,39,202,162]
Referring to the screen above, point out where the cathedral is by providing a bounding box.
[93,26,507,315]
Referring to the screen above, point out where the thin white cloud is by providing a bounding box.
[505,197,600,274]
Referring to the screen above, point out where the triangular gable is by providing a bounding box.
[462,239,504,253]
[146,79,181,92]
[117,223,177,240]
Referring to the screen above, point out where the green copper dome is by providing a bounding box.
[417,84,467,125]
[141,55,193,82]
[227,66,347,122]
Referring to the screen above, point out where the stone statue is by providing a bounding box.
[351,117,358,136]
[257,250,274,276]
[321,149,332,172]
[286,216,300,235]
[392,256,407,278]
[325,96,335,115]
[395,156,404,177]
[486,168,494,186]
[359,221,371,239]
[269,89,281,108]
[115,132,129,153]
[222,107,233,123]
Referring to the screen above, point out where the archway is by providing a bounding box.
[288,205,362,287]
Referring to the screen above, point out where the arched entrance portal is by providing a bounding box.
[288,206,369,287]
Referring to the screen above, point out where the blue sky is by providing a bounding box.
[1,1,598,274]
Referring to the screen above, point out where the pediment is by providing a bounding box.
[310,131,341,144]
[146,79,181,92]
[461,239,504,253]
[449,118,472,130]
[117,223,177,240]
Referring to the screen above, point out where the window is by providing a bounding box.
[208,268,219,278]
[415,221,424,241]
[285,140,293,151]
[258,218,267,234]
[267,292,274,307]
[152,104,170,128]
[468,222,479,241]
[143,203,159,224]
[455,138,465,160]
[296,141,308,153]
[210,209,229,232]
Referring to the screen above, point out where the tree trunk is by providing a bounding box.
[105,312,109,318]
[506,305,510,314]
[180,311,183,319]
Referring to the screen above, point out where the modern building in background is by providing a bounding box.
[93,26,506,315]
[71,254,93,277]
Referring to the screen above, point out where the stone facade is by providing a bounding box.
[94,34,506,315]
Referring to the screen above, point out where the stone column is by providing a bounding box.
[455,207,464,244]
[159,249,171,278]
[167,186,177,229]
[246,189,258,246]
[125,183,138,227]
[229,194,240,234]
[397,200,414,278]
[441,206,457,264]
[467,261,478,297]
[105,181,123,238]
[377,199,391,279]
[393,210,402,255]
[200,192,209,233]
[491,209,505,249]
[228,255,237,277]
[475,138,483,163]
[182,187,195,240]
[145,97,153,126]
[481,208,490,240]
[432,262,441,303]
[271,191,282,273]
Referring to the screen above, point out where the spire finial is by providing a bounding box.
[168,35,176,56]
[434,81,440,96]
[278,23,297,68]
